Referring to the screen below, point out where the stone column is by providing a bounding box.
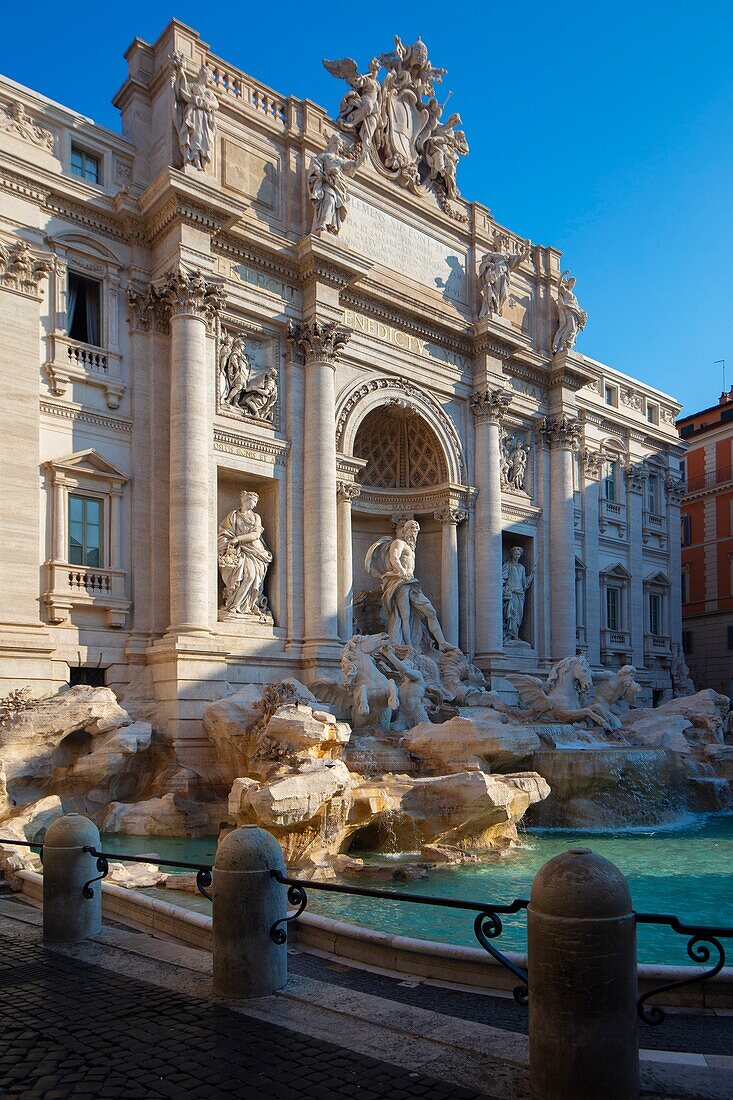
[109,485,122,572]
[626,463,646,667]
[51,474,66,563]
[337,482,361,641]
[544,415,580,659]
[472,389,512,660]
[434,507,467,648]
[160,269,225,635]
[288,321,351,656]
[580,448,603,666]
[666,475,684,651]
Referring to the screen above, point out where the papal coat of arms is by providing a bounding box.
[323,36,468,218]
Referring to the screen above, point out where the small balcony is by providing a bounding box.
[598,498,627,538]
[43,561,129,628]
[642,511,667,547]
[44,333,125,410]
[601,629,632,661]
[644,633,672,658]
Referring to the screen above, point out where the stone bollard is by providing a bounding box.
[213,825,287,998]
[43,813,103,943]
[528,847,639,1100]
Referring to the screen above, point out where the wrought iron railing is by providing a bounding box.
[81,847,214,901]
[3,838,732,1024]
[269,870,530,1003]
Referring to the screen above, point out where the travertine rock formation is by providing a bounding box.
[401,711,542,775]
[220,691,550,871]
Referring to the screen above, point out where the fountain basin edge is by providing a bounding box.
[15,868,733,1010]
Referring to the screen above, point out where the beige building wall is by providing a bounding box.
[0,20,684,764]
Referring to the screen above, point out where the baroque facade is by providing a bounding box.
[0,21,685,767]
[678,388,733,695]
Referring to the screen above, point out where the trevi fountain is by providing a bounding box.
[1,513,731,959]
[0,23,730,961]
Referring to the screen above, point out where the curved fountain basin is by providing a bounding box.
[528,746,685,829]
[99,814,733,966]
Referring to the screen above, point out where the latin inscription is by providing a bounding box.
[230,263,296,302]
[342,309,469,371]
[342,195,467,305]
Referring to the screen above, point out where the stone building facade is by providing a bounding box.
[0,20,685,764]
[678,388,733,695]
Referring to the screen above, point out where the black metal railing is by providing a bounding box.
[82,847,214,901]
[635,912,732,1024]
[3,838,731,1024]
[268,870,530,1004]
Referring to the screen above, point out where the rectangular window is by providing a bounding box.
[70,146,100,184]
[681,570,688,605]
[603,460,618,502]
[67,272,101,346]
[649,593,662,636]
[646,403,658,424]
[68,495,102,567]
[681,514,692,546]
[604,385,617,407]
[647,473,659,514]
[682,629,692,654]
[727,626,733,650]
[606,586,621,631]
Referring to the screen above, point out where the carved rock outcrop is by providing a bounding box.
[0,686,156,826]
[401,711,542,775]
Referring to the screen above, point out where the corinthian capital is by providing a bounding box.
[0,240,52,296]
[434,507,468,525]
[127,282,169,333]
[541,414,581,450]
[287,319,351,364]
[471,387,512,423]
[624,461,647,494]
[579,447,603,480]
[665,475,685,505]
[158,268,226,322]
[337,481,362,502]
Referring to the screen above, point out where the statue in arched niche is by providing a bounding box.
[365,518,449,652]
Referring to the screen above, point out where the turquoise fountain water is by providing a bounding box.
[101,814,733,965]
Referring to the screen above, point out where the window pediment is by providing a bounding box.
[44,449,128,486]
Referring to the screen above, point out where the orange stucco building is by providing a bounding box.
[678,388,733,694]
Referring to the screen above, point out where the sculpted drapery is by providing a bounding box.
[217,491,272,618]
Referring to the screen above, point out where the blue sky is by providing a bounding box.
[3,1,732,415]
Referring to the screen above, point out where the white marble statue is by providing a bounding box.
[508,438,529,492]
[508,655,619,731]
[502,546,535,642]
[499,431,512,487]
[241,367,278,422]
[552,270,587,355]
[671,643,695,697]
[307,134,356,235]
[323,36,467,207]
[170,52,217,172]
[219,332,251,408]
[478,238,531,318]
[322,56,381,164]
[422,109,469,201]
[365,519,449,652]
[593,665,641,720]
[217,491,272,619]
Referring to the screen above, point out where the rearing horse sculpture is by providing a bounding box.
[508,655,617,732]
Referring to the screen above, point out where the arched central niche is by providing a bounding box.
[353,404,448,489]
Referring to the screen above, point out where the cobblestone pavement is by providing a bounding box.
[291,951,733,1056]
[0,933,484,1099]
